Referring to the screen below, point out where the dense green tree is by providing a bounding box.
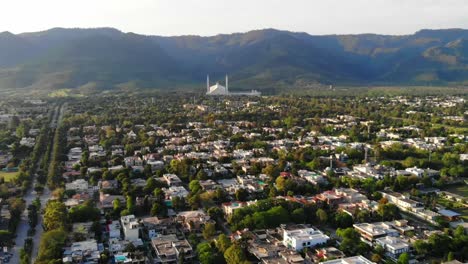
[336,227,367,255]
[216,234,232,253]
[316,209,328,224]
[151,202,167,217]
[291,208,305,224]
[68,201,100,222]
[377,203,399,220]
[0,230,12,246]
[43,201,68,231]
[334,212,354,228]
[36,229,67,264]
[172,196,186,211]
[397,252,410,264]
[202,222,216,240]
[413,240,429,255]
[207,206,223,220]
[235,188,249,202]
[224,244,247,264]
[189,180,201,194]
[447,252,454,262]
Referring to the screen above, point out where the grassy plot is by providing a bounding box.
[443,184,468,197]
[0,171,18,182]
[439,184,468,220]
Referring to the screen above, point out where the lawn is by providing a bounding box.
[0,171,18,182]
[439,184,468,220]
[442,184,468,197]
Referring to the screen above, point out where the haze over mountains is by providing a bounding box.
[1,27,468,91]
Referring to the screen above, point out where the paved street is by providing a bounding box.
[9,104,65,264]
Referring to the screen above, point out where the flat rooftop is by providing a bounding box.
[320,255,375,264]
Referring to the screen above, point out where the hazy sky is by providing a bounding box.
[1,0,467,36]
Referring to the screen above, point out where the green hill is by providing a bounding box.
[1,27,468,91]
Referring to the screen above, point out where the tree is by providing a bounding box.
[36,229,67,264]
[68,201,100,222]
[43,201,68,231]
[262,164,279,179]
[235,188,249,202]
[0,230,12,246]
[427,234,451,257]
[397,252,410,264]
[154,188,165,203]
[113,198,122,211]
[216,234,232,253]
[447,251,454,261]
[291,208,305,224]
[202,222,216,240]
[189,180,201,194]
[377,203,399,221]
[172,196,186,211]
[113,198,123,216]
[336,227,362,255]
[197,242,221,264]
[196,169,208,180]
[355,209,370,223]
[334,212,353,228]
[371,253,382,263]
[224,244,246,264]
[177,248,185,264]
[126,195,135,214]
[413,240,429,255]
[316,209,328,224]
[144,177,157,194]
[207,207,223,220]
[214,188,228,202]
[453,225,465,237]
[124,243,136,253]
[151,203,167,217]
[275,176,286,193]
[188,194,201,210]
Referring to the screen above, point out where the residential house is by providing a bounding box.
[282,225,329,251]
[151,235,195,263]
[375,236,410,260]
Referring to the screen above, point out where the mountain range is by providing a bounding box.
[1,27,468,92]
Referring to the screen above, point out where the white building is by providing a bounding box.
[163,186,189,200]
[121,215,140,241]
[108,221,122,239]
[320,255,376,264]
[206,75,229,95]
[375,236,410,260]
[205,75,260,96]
[283,227,329,251]
[380,191,422,211]
[460,153,468,161]
[353,222,399,241]
[65,239,100,263]
[20,137,35,147]
[65,179,89,191]
[221,201,256,217]
[163,174,183,186]
[148,160,164,171]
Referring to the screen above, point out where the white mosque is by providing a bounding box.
[206,75,261,96]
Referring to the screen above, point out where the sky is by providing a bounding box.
[1,0,468,36]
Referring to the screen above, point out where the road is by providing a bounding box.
[9,103,65,264]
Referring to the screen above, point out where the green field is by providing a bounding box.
[440,184,468,220]
[443,184,468,197]
[0,171,18,182]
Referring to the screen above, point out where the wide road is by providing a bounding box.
[9,103,64,264]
